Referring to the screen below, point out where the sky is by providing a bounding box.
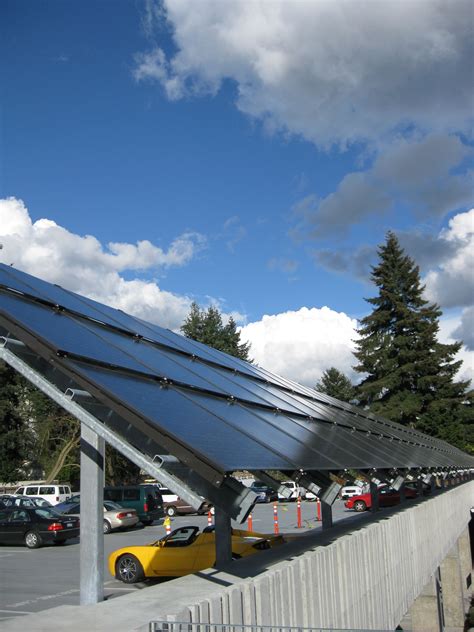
[1,0,473,388]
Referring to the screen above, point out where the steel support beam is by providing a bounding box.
[80,423,104,605]
[0,343,257,523]
[214,509,232,568]
[0,346,209,509]
[370,481,380,513]
[399,481,406,504]
[321,501,333,530]
[417,477,424,496]
[253,470,293,499]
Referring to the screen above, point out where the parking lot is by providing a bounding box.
[0,499,365,624]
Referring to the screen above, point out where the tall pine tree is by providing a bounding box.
[315,367,355,403]
[353,232,471,449]
[181,302,251,361]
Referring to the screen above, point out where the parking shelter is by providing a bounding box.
[0,262,472,604]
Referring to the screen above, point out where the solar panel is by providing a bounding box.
[0,263,472,476]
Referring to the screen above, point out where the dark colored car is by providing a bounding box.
[56,493,81,506]
[249,482,278,503]
[104,485,164,526]
[404,481,432,496]
[162,495,212,517]
[156,486,212,517]
[0,506,80,548]
[344,484,418,512]
[2,496,53,509]
[0,494,14,508]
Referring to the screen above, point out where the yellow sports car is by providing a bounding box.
[109,525,285,583]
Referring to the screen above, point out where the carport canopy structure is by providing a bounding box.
[0,263,473,603]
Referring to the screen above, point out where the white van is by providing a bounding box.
[14,484,72,506]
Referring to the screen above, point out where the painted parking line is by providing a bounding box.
[5,588,79,608]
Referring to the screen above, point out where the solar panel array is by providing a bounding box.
[0,263,472,477]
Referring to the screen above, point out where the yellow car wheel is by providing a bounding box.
[116,554,145,583]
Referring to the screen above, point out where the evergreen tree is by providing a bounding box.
[353,232,471,449]
[181,302,252,361]
[0,362,31,483]
[16,379,80,483]
[105,445,140,486]
[180,302,204,342]
[315,367,355,402]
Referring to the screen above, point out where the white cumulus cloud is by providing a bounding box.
[239,306,359,387]
[0,197,205,329]
[135,0,473,147]
[438,314,474,385]
[240,306,473,388]
[424,209,474,309]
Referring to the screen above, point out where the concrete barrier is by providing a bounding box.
[171,483,473,631]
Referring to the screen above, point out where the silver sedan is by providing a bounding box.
[56,500,139,534]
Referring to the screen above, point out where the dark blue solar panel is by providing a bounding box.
[0,264,457,451]
[0,265,260,377]
[61,360,397,470]
[138,319,260,378]
[1,263,472,471]
[0,291,438,446]
[63,361,298,471]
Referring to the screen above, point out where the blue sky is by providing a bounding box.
[1,0,473,387]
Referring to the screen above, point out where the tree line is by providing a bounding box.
[1,232,472,484]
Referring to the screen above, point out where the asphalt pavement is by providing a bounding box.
[0,499,366,625]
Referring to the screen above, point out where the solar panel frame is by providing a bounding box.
[0,263,472,475]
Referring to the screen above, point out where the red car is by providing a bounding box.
[344,485,417,512]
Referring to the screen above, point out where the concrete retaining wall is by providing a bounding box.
[170,483,473,631]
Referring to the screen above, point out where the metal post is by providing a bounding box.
[417,477,424,497]
[214,508,232,568]
[321,500,333,530]
[370,481,379,513]
[80,422,105,604]
[399,482,406,504]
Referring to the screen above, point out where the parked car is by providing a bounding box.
[249,482,278,503]
[0,494,15,508]
[14,484,72,505]
[0,506,80,548]
[2,496,53,509]
[277,481,299,501]
[109,525,286,583]
[404,481,432,496]
[104,485,164,526]
[56,493,81,505]
[344,485,418,512]
[55,500,139,534]
[159,492,212,518]
[339,485,366,500]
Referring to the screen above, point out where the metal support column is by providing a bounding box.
[399,482,406,504]
[214,509,232,568]
[321,501,333,530]
[417,477,424,497]
[370,481,380,513]
[80,422,105,605]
